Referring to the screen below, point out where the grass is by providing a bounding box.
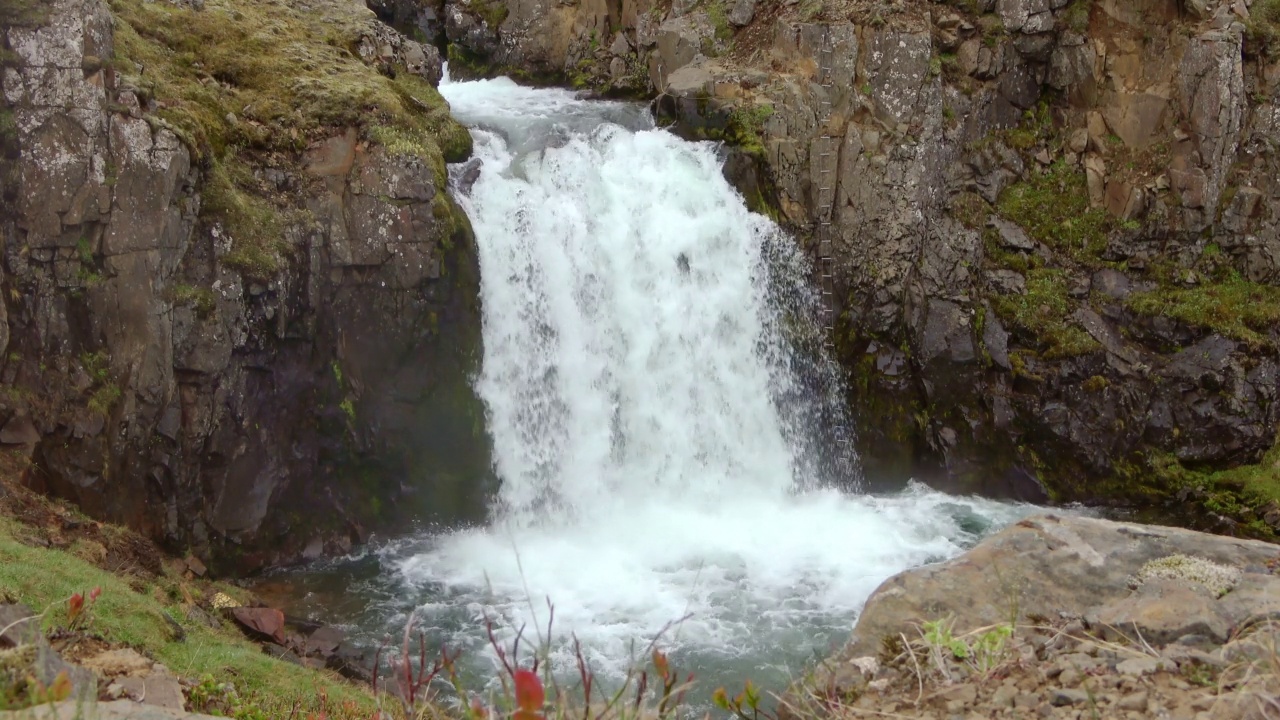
[990,268,1100,358]
[172,283,218,317]
[724,103,774,157]
[950,192,989,230]
[0,0,50,28]
[1208,434,1280,511]
[0,516,379,718]
[996,161,1112,265]
[1125,274,1280,349]
[1147,434,1280,539]
[0,465,711,720]
[707,0,733,41]
[1062,0,1091,33]
[1245,0,1280,56]
[107,0,470,278]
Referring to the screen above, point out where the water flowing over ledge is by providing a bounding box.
[263,69,1036,696]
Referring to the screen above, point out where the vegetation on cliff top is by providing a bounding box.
[108,0,470,276]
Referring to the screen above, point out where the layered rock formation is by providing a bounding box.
[443,0,1280,531]
[0,0,492,572]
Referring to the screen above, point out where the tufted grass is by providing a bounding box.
[0,0,49,28]
[107,0,470,277]
[1125,275,1280,349]
[996,161,1112,266]
[990,268,1100,359]
[1245,0,1280,56]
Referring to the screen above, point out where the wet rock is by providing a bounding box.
[230,607,286,644]
[305,625,346,657]
[326,641,374,683]
[0,416,41,446]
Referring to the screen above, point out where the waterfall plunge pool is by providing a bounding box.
[252,71,1039,707]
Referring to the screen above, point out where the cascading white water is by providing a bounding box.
[366,70,1034,692]
[233,72,1042,705]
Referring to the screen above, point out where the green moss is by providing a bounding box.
[991,268,1100,358]
[446,43,494,80]
[466,0,509,29]
[0,521,377,718]
[202,162,287,277]
[0,0,50,27]
[1125,274,1280,348]
[1062,0,1091,33]
[996,161,1112,264]
[1245,0,1280,56]
[1147,436,1280,540]
[707,0,734,40]
[172,283,218,317]
[0,110,15,144]
[950,191,990,230]
[108,0,470,277]
[724,103,774,157]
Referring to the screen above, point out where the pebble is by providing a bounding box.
[1051,688,1090,706]
[991,683,1018,707]
[1116,656,1160,676]
[1118,690,1149,711]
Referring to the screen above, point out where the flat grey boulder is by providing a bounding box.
[846,514,1280,657]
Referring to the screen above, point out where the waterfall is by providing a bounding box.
[382,70,1031,689]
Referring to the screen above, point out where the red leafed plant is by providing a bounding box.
[372,600,697,720]
[512,669,545,720]
[66,586,101,632]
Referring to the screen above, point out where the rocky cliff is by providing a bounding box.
[441,0,1280,534]
[0,0,492,572]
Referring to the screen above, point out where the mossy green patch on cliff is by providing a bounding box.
[0,0,49,28]
[996,161,1111,264]
[461,0,509,29]
[0,525,379,718]
[1125,275,1280,349]
[990,268,1100,358]
[1245,0,1280,56]
[1145,436,1280,539]
[950,191,990,230]
[108,0,469,278]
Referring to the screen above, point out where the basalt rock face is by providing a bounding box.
[654,1,1280,512]
[435,0,1279,528]
[0,0,492,573]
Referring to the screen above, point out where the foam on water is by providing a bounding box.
[350,69,1035,691]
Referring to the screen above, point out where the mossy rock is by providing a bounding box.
[108,0,470,278]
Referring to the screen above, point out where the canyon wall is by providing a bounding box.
[444,0,1280,533]
[0,0,492,572]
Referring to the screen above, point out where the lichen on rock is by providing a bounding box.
[1129,554,1243,598]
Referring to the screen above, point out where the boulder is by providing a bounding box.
[846,514,1280,657]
